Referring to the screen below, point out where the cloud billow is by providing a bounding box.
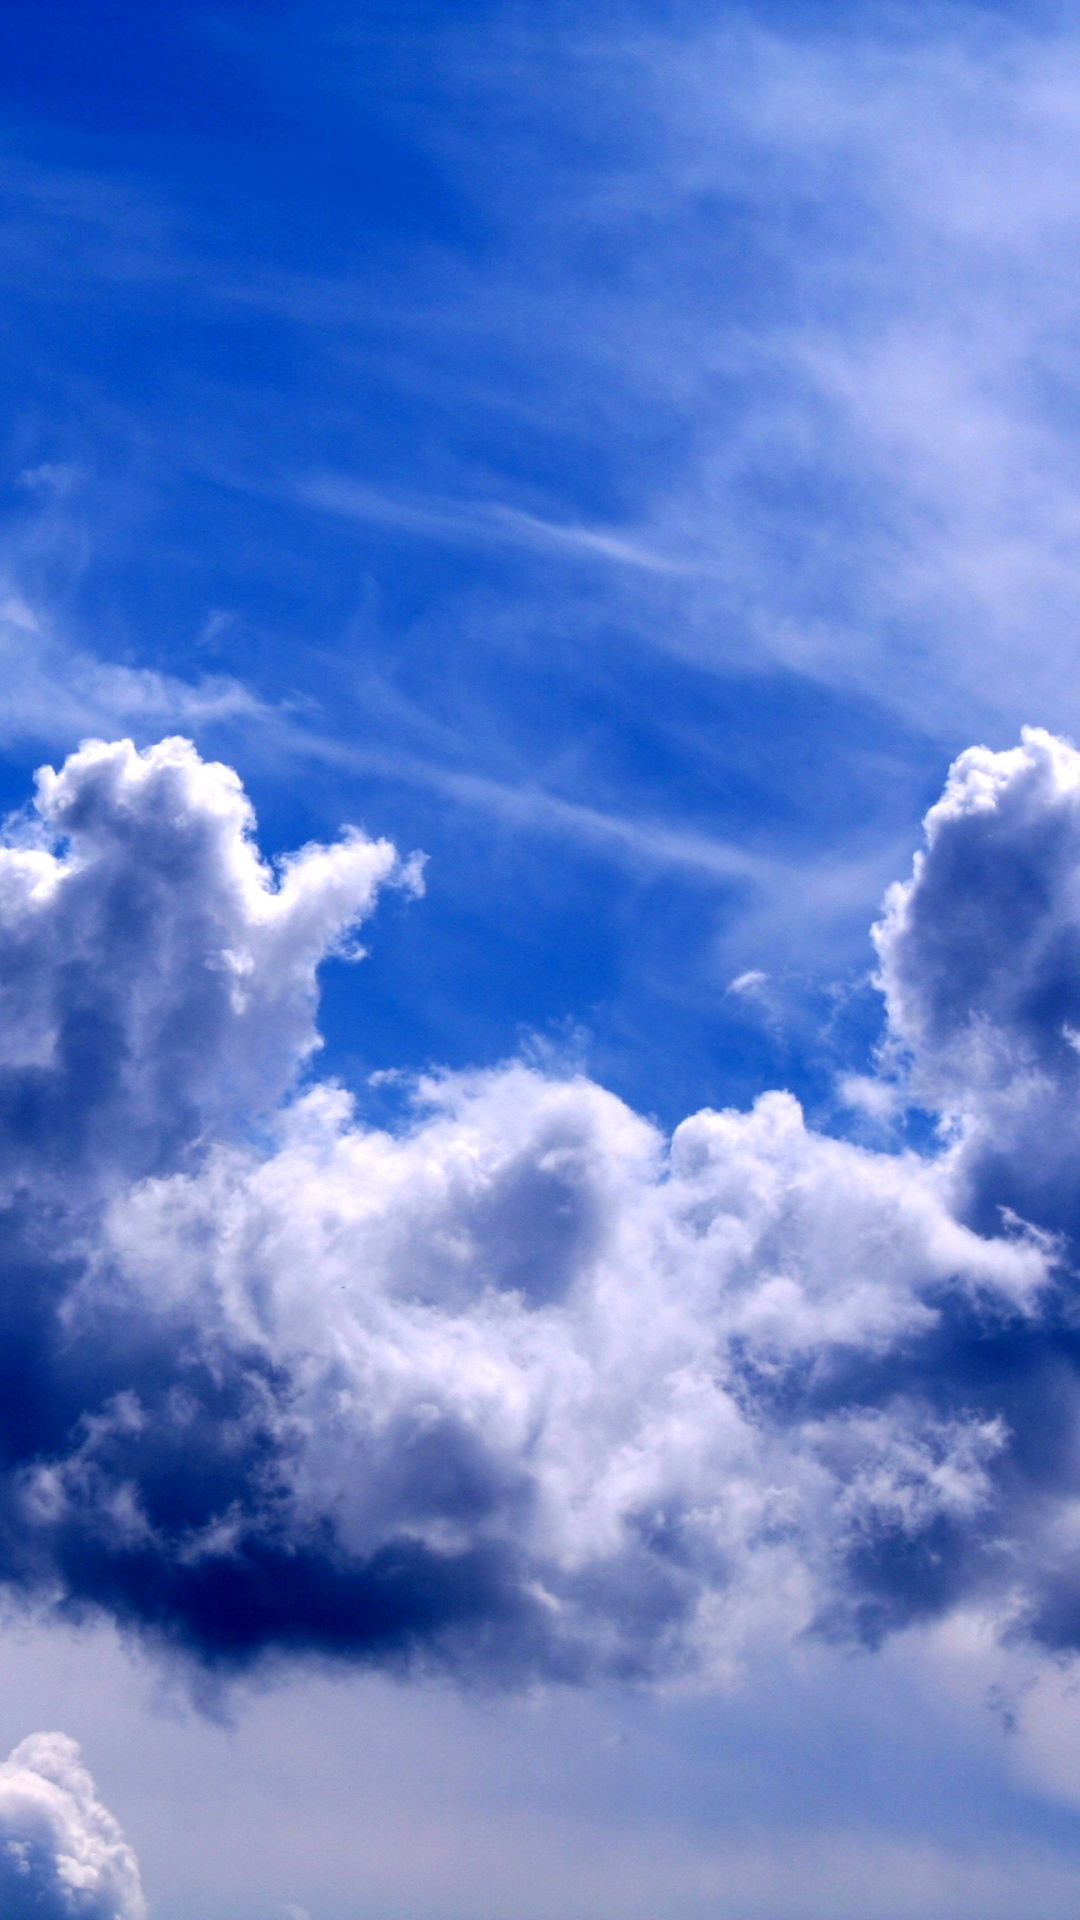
[1,729,1080,1678]
[877,727,1080,1240]
[0,1733,144,1920]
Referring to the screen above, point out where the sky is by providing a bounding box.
[10,2,1080,1917]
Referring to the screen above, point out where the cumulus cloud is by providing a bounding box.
[0,1733,144,1920]
[876,726,1080,1238]
[1,729,1080,1680]
[0,733,406,1179]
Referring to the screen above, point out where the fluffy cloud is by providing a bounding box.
[877,725,1080,1238]
[0,734,407,1179]
[0,729,1077,1680]
[0,1733,144,1920]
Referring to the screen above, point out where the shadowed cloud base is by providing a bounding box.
[0,730,1071,1683]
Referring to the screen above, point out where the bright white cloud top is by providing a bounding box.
[0,1733,144,1920]
[0,729,1074,1681]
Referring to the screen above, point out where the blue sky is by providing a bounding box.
[8,5,1080,1919]
[0,0,976,1124]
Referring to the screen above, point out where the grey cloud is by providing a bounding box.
[0,731,1078,1680]
[876,726,1080,1235]
[0,1733,145,1920]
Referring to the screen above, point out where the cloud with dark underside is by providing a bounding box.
[0,1732,144,1920]
[1,730,1080,1678]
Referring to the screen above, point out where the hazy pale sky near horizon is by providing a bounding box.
[9,5,1080,1919]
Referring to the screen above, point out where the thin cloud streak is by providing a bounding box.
[272,708,899,912]
[632,16,1080,733]
[0,596,260,748]
[0,580,898,996]
[300,474,689,575]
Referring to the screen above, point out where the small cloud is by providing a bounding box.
[837,1072,904,1123]
[727,968,769,997]
[0,595,41,634]
[17,463,79,496]
[197,608,236,650]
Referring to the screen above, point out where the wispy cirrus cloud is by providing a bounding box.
[5,4,1080,751]
[623,14,1080,731]
[0,594,258,749]
[300,475,686,574]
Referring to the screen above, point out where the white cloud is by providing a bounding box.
[874,725,1080,1242]
[301,475,684,574]
[0,727,1063,1682]
[727,970,768,996]
[0,735,409,1189]
[0,594,258,749]
[516,11,1080,739]
[0,1733,144,1920]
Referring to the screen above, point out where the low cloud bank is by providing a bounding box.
[0,729,1076,1678]
[0,1733,144,1920]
